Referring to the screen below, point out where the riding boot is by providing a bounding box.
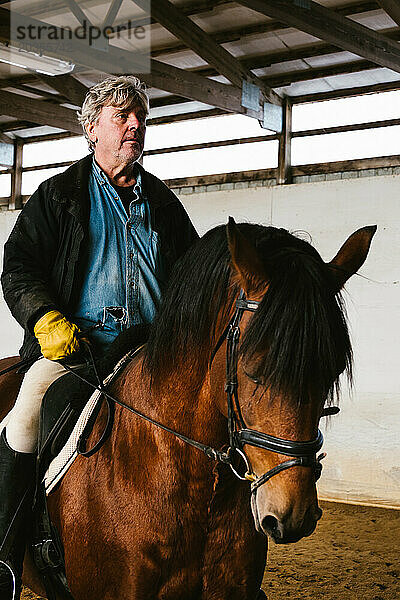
[0,429,36,600]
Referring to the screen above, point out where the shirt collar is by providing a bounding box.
[92,157,142,196]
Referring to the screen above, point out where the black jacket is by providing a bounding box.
[1,154,199,360]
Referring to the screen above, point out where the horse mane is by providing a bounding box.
[144,223,352,404]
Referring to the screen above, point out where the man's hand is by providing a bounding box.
[34,310,81,361]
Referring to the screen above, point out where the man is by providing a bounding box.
[0,75,199,598]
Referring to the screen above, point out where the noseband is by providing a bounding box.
[215,290,333,495]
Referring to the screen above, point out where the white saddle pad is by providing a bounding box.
[44,349,140,494]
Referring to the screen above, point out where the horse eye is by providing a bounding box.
[243,368,262,386]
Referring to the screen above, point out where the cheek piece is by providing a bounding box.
[211,290,333,494]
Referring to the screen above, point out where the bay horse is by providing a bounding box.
[0,219,376,600]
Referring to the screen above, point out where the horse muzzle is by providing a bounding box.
[251,487,322,543]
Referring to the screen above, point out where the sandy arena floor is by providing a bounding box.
[22,500,400,600]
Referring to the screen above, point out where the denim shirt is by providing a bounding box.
[72,158,164,353]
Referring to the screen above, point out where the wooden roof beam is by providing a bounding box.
[62,0,93,28]
[113,0,234,31]
[145,59,266,118]
[133,0,281,106]
[378,1,400,28]
[0,120,38,132]
[0,89,82,134]
[118,1,379,41]
[150,1,381,57]
[0,75,38,89]
[148,60,385,112]
[263,60,376,88]
[0,131,13,144]
[236,0,400,74]
[36,74,88,107]
[293,79,400,103]
[102,0,124,29]
[0,8,269,121]
[191,26,400,78]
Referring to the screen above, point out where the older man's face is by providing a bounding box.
[87,103,146,166]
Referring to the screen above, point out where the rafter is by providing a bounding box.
[0,131,13,144]
[236,0,400,74]
[0,89,82,133]
[37,74,88,107]
[263,60,376,88]
[62,0,93,28]
[293,79,400,103]
[132,60,388,115]
[133,0,280,105]
[148,107,227,126]
[150,1,381,58]
[6,83,67,103]
[378,1,400,28]
[189,26,400,78]
[0,75,37,89]
[0,8,271,121]
[3,27,400,110]
[102,0,124,29]
[145,59,265,117]
[0,121,38,133]
[109,0,232,31]
[5,29,399,107]
[116,1,380,43]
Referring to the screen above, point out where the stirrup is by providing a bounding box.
[31,536,75,600]
[0,559,20,600]
[31,484,76,600]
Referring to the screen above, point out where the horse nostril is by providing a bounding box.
[261,515,279,535]
[305,504,322,524]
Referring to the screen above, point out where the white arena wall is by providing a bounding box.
[0,172,399,508]
[0,211,24,358]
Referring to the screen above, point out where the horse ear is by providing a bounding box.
[328,225,377,291]
[226,217,267,295]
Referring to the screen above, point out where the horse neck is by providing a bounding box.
[114,353,228,457]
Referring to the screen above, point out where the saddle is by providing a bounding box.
[30,324,150,600]
[38,323,150,471]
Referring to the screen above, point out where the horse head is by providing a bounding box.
[212,218,377,544]
[145,218,375,546]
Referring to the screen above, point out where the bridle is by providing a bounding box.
[61,291,338,495]
[216,289,329,495]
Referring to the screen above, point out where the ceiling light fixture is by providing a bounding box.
[0,44,75,76]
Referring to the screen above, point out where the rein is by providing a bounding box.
[60,289,338,494]
[61,349,231,465]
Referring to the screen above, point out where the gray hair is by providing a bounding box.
[77,76,149,150]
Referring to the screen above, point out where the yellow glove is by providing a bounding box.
[34,310,81,361]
